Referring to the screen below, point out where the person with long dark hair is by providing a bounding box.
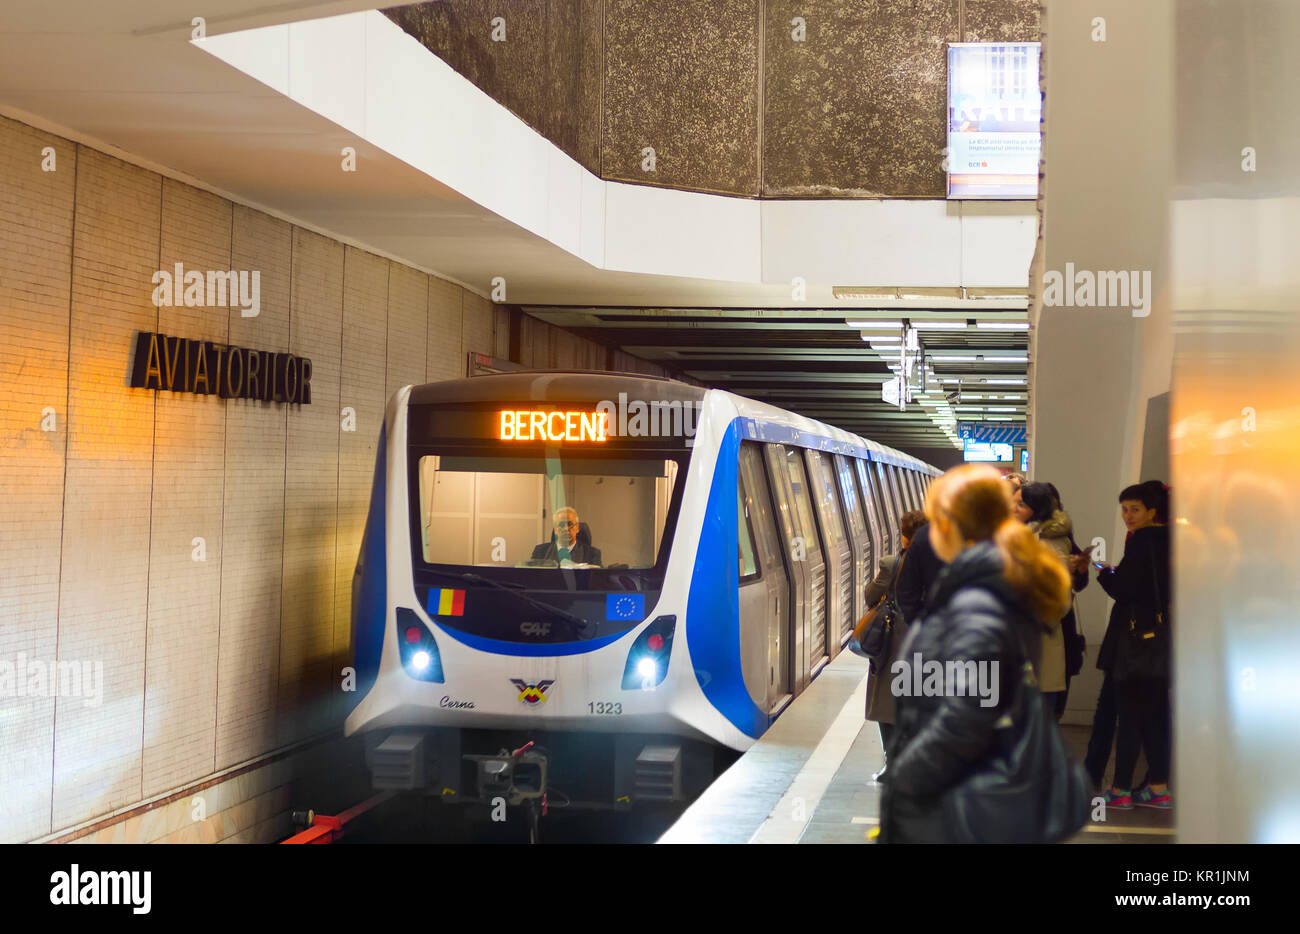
[1012,481,1070,719]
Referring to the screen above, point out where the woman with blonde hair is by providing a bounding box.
[879,464,1087,844]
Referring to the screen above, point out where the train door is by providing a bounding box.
[738,443,791,715]
[782,447,829,677]
[762,444,827,689]
[873,461,901,554]
[805,449,854,652]
[854,458,888,567]
[833,454,874,625]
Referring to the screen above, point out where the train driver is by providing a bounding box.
[532,507,603,566]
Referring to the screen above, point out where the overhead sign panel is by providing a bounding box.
[958,421,1026,445]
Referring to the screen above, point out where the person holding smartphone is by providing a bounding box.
[1085,483,1172,809]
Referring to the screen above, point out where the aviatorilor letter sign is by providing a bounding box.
[129,331,312,404]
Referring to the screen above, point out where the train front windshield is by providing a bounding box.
[417,453,681,572]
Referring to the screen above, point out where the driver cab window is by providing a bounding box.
[419,454,679,570]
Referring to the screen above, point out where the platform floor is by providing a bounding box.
[660,651,1175,844]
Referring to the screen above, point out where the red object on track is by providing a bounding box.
[280,791,394,844]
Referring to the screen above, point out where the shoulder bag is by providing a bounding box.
[850,550,907,669]
[1112,538,1170,682]
[942,622,1090,844]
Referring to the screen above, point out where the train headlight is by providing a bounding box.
[621,615,676,691]
[396,608,444,682]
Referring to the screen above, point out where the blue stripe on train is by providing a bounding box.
[687,419,766,738]
[350,423,387,707]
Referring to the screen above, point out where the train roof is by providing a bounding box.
[407,371,706,407]
[403,371,940,476]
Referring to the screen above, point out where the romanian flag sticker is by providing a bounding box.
[427,588,466,617]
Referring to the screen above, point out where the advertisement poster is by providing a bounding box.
[947,42,1042,199]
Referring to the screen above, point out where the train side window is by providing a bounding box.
[806,450,849,552]
[783,446,822,558]
[898,466,913,511]
[833,455,868,542]
[738,484,760,581]
[874,461,900,552]
[902,468,918,510]
[887,464,906,515]
[855,457,888,556]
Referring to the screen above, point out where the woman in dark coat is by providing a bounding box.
[1094,483,1172,810]
[880,464,1072,844]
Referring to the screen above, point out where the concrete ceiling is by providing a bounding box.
[0,0,1029,455]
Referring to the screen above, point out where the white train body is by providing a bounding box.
[344,373,937,807]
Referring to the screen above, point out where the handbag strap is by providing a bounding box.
[1148,533,1165,623]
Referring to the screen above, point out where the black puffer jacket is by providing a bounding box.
[881,540,1045,843]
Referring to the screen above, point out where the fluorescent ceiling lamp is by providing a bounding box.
[984,378,1027,385]
[987,407,1019,412]
[982,356,1028,363]
[964,287,1029,300]
[910,321,968,330]
[975,321,1030,330]
[833,286,963,300]
[986,416,1015,421]
[931,355,975,362]
[848,320,904,329]
[864,334,902,342]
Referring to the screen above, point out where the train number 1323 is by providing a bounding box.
[587,701,623,715]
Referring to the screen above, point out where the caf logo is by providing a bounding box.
[510,679,555,705]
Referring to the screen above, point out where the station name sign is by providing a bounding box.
[129,331,312,404]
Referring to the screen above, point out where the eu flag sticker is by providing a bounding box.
[606,593,645,621]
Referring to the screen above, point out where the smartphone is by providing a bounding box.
[1092,561,1107,570]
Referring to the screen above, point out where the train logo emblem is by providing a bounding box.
[510,679,555,705]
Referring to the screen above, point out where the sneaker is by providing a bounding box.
[1133,786,1173,809]
[1105,789,1133,810]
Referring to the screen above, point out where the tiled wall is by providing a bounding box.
[0,114,638,843]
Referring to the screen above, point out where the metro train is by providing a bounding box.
[344,371,939,828]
